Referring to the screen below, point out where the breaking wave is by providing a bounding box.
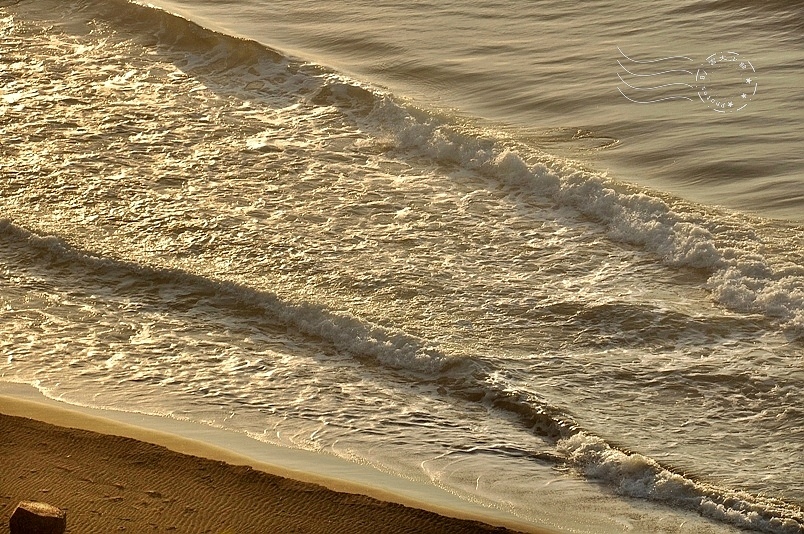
[12,0,800,335]
[0,219,450,374]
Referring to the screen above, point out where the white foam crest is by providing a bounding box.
[355,94,803,333]
[558,432,804,533]
[556,169,716,266]
[265,300,451,374]
[709,262,804,335]
[364,98,723,266]
[0,219,452,375]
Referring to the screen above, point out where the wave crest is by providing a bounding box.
[348,87,804,335]
[559,433,804,533]
[0,219,452,374]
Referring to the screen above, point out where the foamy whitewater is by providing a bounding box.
[1,0,802,532]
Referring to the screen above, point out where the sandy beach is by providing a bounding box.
[0,396,543,534]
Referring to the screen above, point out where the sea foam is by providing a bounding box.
[559,432,804,533]
[312,81,804,336]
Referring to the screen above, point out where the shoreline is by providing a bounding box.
[0,383,549,533]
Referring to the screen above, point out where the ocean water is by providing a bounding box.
[0,0,802,532]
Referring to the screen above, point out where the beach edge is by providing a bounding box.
[0,383,551,533]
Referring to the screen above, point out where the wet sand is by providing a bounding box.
[0,398,545,533]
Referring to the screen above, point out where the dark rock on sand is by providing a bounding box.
[9,501,66,534]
